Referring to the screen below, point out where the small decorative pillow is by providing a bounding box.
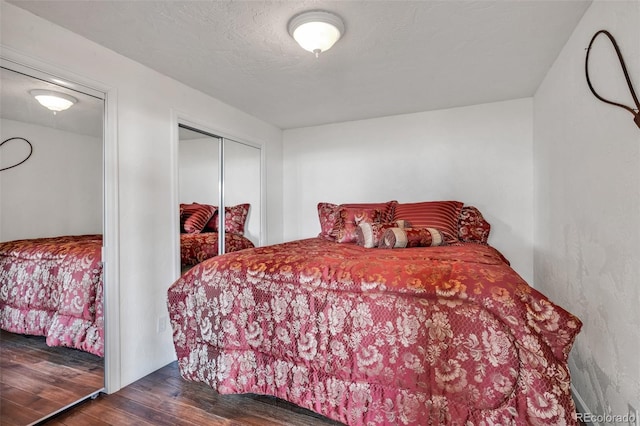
[394,219,408,229]
[317,201,397,241]
[378,227,447,249]
[341,200,397,223]
[331,207,382,243]
[458,205,491,244]
[180,203,217,234]
[356,221,405,248]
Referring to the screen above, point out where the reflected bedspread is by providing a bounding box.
[0,235,103,357]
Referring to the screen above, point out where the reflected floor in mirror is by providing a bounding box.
[0,330,104,426]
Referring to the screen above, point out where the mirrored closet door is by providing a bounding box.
[224,139,262,247]
[177,124,262,273]
[0,63,105,424]
[178,126,220,208]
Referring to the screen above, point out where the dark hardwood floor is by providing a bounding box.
[0,330,104,426]
[40,362,343,426]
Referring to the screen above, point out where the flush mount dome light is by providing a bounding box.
[288,10,345,58]
[30,89,77,113]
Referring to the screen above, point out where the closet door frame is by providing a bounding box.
[171,113,266,280]
[0,49,121,394]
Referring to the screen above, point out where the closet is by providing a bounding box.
[177,123,262,268]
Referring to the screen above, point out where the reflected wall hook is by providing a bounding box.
[0,137,33,172]
[585,30,640,130]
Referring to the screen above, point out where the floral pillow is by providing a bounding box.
[317,202,339,240]
[317,200,397,240]
[331,207,382,243]
[342,200,397,223]
[206,203,250,235]
[458,205,491,244]
[180,203,217,234]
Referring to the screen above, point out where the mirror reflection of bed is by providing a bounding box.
[177,125,261,274]
[0,65,105,424]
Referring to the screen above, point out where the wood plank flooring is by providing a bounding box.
[40,362,343,426]
[0,330,104,426]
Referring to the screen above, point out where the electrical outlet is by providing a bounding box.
[157,315,167,333]
[628,403,639,426]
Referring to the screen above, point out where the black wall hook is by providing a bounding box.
[585,30,640,130]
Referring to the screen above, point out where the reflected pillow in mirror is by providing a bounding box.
[206,204,250,235]
[181,203,217,234]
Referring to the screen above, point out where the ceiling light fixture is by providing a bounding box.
[288,10,345,58]
[30,89,77,114]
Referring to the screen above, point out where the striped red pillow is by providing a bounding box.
[180,203,216,234]
[392,201,463,242]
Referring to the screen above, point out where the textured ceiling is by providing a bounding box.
[9,0,591,129]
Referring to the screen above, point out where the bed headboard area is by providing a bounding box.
[316,200,491,247]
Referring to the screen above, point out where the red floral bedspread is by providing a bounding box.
[180,232,255,266]
[168,238,582,425]
[0,235,103,357]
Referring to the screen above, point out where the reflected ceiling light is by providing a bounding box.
[288,10,344,58]
[30,89,77,113]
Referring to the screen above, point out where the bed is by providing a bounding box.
[167,201,582,425]
[180,202,255,267]
[0,234,104,357]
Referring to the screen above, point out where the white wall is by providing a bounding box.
[0,1,284,389]
[534,0,640,417]
[0,118,102,241]
[283,98,534,283]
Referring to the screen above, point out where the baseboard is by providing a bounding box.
[572,384,602,426]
